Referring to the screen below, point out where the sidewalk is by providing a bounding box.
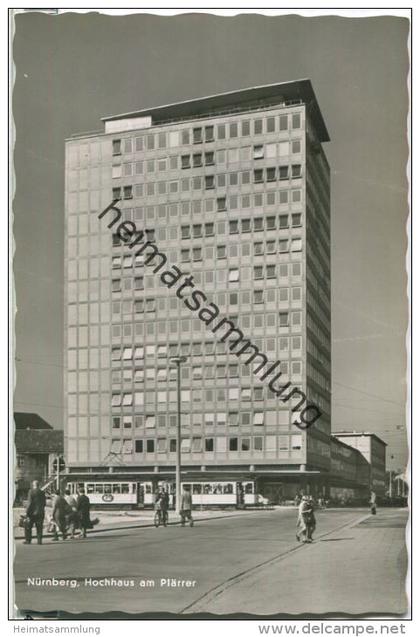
[13,506,261,540]
[186,508,409,616]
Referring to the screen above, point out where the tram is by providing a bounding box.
[66,480,257,507]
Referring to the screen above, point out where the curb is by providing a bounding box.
[14,508,263,541]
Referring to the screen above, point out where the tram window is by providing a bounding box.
[183,484,191,491]
[104,484,112,494]
[95,484,104,494]
[145,484,152,494]
[213,483,223,495]
[121,484,129,494]
[244,483,254,494]
[112,484,121,493]
[223,484,233,494]
[131,484,136,493]
[87,484,94,494]
[193,484,202,494]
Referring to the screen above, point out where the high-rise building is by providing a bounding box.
[64,79,332,506]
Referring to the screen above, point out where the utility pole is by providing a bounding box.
[169,356,187,514]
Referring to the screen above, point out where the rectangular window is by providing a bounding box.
[279,166,289,180]
[279,214,289,229]
[229,437,238,451]
[205,125,214,142]
[123,185,133,199]
[229,122,238,138]
[266,117,276,133]
[292,164,302,178]
[266,167,276,182]
[205,175,215,189]
[181,155,191,169]
[146,439,155,453]
[292,113,301,129]
[112,164,122,179]
[241,120,250,136]
[205,151,215,166]
[266,216,276,231]
[253,145,264,160]
[217,197,227,212]
[254,119,263,135]
[291,238,302,252]
[217,245,226,259]
[254,169,264,183]
[205,222,214,237]
[193,127,203,144]
[135,440,143,453]
[205,438,214,452]
[217,124,226,139]
[292,213,302,227]
[229,269,239,282]
[254,436,263,451]
[279,312,289,327]
[279,115,288,131]
[112,139,121,155]
[193,153,202,168]
[291,434,302,450]
[292,140,301,153]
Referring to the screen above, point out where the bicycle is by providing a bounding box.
[154,509,168,528]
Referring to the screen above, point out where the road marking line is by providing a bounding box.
[180,512,372,614]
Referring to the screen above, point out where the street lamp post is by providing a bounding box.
[169,356,187,515]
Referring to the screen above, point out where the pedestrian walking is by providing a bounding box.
[23,480,46,545]
[64,488,79,539]
[306,496,316,541]
[296,495,311,542]
[161,490,169,526]
[52,489,72,541]
[369,490,377,515]
[180,486,193,527]
[76,487,92,538]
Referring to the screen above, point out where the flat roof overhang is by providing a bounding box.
[101,79,330,143]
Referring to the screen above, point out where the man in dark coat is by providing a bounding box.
[52,488,72,540]
[76,487,92,538]
[180,487,193,527]
[24,480,46,545]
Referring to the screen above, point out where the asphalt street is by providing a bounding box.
[13,507,406,617]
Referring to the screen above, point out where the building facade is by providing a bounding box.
[64,80,333,505]
[14,413,64,504]
[333,432,387,496]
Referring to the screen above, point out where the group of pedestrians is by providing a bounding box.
[295,495,317,543]
[22,480,95,544]
[154,486,194,527]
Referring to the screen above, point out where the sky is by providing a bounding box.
[12,11,409,470]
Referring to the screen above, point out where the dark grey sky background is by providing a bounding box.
[12,12,409,470]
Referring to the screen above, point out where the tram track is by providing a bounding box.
[179,511,371,614]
